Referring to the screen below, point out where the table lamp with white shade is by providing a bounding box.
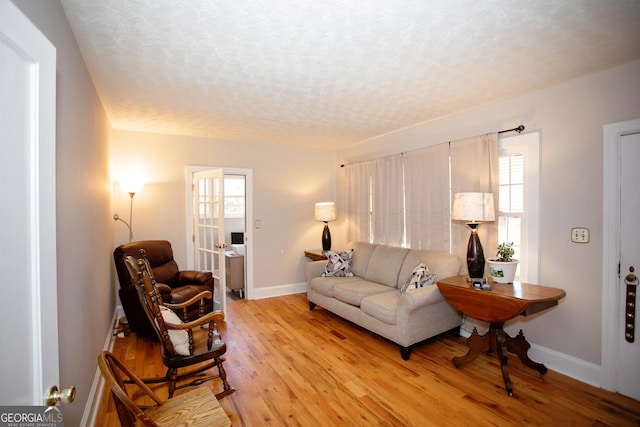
[452,192,495,280]
[314,202,337,251]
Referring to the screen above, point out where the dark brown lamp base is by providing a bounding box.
[321,222,332,251]
[466,223,485,279]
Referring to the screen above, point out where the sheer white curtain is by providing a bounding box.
[371,155,404,246]
[345,161,373,244]
[345,154,404,246]
[450,133,499,275]
[404,143,450,250]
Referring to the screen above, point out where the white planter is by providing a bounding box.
[487,259,519,284]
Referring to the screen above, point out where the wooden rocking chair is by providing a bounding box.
[98,351,231,426]
[125,250,235,399]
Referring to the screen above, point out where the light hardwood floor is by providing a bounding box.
[96,293,640,426]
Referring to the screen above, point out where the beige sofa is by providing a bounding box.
[305,242,462,359]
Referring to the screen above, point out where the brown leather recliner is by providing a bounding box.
[114,240,214,339]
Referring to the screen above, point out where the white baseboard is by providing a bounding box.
[249,282,307,300]
[79,309,119,427]
[459,325,601,388]
[528,342,601,387]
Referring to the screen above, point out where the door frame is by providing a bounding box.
[185,166,253,301]
[601,118,640,391]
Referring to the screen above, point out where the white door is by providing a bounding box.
[618,131,640,400]
[0,2,61,406]
[193,169,227,315]
[186,166,253,302]
[602,119,640,400]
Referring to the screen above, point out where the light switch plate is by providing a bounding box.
[571,227,590,243]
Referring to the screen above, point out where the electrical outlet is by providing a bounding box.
[571,227,589,243]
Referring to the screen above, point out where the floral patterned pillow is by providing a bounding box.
[322,249,355,277]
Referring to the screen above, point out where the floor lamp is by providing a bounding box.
[114,179,144,243]
[452,192,495,280]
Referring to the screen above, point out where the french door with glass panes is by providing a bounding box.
[193,169,227,315]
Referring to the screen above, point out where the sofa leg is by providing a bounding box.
[399,346,412,360]
[444,325,461,338]
[309,302,316,310]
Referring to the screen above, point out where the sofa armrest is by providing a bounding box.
[397,285,446,312]
[304,260,326,287]
[176,270,214,288]
[154,282,173,303]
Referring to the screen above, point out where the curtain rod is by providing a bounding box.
[498,125,525,134]
[340,125,525,167]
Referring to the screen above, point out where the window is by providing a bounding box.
[498,154,523,272]
[498,132,540,282]
[200,175,246,219]
[224,175,245,218]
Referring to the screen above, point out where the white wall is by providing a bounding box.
[12,1,114,425]
[338,60,640,366]
[112,131,337,291]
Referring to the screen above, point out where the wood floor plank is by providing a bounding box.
[95,293,640,426]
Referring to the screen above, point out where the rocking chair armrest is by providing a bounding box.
[163,290,212,310]
[163,310,225,330]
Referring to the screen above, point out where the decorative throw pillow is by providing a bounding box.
[322,249,355,277]
[400,262,437,292]
[158,306,190,356]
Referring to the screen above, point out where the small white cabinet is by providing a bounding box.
[225,252,245,298]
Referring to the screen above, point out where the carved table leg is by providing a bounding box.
[493,326,513,396]
[453,324,542,396]
[452,327,491,368]
[505,329,548,376]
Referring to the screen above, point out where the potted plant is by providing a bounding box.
[487,242,519,283]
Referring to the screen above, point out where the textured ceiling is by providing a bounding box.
[61,0,640,149]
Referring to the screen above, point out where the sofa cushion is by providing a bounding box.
[346,242,377,277]
[322,249,354,277]
[334,281,392,307]
[364,245,410,287]
[311,276,363,298]
[361,291,399,325]
[399,249,461,286]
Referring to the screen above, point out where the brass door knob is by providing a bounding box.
[45,385,76,406]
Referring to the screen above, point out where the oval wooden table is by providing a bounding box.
[436,275,566,396]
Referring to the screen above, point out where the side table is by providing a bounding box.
[436,275,566,396]
[304,249,327,261]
